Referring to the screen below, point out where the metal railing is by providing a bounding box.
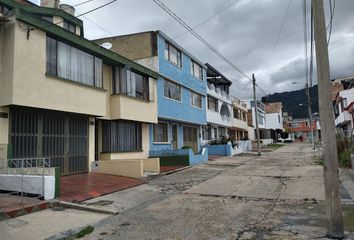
[0,158,51,203]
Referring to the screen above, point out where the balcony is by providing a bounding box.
[335,111,352,127]
[207,83,231,103]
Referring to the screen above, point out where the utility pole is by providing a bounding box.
[312,0,344,238]
[305,84,315,150]
[252,74,261,156]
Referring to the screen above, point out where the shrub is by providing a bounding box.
[336,135,353,168]
[181,146,192,149]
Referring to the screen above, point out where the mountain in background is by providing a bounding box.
[261,85,319,119]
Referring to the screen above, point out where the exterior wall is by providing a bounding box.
[99,123,150,160]
[0,21,107,116]
[157,34,207,125]
[94,32,155,61]
[206,83,232,127]
[265,112,283,130]
[248,126,255,140]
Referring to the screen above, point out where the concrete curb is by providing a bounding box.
[146,166,192,180]
[58,201,118,215]
[0,201,49,221]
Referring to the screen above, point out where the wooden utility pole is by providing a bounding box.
[305,84,315,150]
[312,0,344,238]
[252,74,261,156]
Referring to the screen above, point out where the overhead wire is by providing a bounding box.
[326,0,335,45]
[173,0,242,39]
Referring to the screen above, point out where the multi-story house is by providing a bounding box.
[94,31,208,164]
[265,102,284,142]
[0,0,160,178]
[334,88,354,136]
[230,97,249,141]
[202,64,233,143]
[245,100,268,139]
[290,118,317,142]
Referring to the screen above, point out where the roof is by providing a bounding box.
[205,63,232,85]
[1,0,158,79]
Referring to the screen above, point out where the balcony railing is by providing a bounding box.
[207,83,231,100]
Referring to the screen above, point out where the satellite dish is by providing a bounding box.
[100,42,112,49]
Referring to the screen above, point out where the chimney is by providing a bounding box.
[59,4,75,16]
[41,0,60,8]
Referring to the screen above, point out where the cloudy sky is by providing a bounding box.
[32,0,354,99]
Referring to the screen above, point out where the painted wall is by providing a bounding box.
[98,123,151,160]
[265,112,283,130]
[157,34,207,125]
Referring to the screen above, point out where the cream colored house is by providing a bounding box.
[230,98,249,140]
[0,0,159,178]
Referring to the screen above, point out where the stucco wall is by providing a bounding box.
[265,112,283,130]
[3,21,107,116]
[232,118,248,131]
[99,123,150,160]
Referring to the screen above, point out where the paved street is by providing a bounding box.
[2,143,354,240]
[79,143,354,240]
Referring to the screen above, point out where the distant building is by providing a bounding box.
[290,118,317,142]
[332,77,354,137]
[264,102,284,142]
[244,100,269,140]
[230,97,249,141]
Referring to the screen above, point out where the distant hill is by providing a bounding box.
[261,85,319,119]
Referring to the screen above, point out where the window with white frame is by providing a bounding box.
[202,125,211,140]
[207,95,218,111]
[153,122,169,143]
[191,91,202,108]
[164,41,182,68]
[190,60,203,80]
[164,79,181,101]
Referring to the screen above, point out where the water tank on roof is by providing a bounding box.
[59,4,75,16]
[41,0,60,8]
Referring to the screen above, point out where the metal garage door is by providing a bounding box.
[10,108,88,175]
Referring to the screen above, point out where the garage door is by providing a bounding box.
[10,108,88,175]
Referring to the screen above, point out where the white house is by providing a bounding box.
[265,102,284,142]
[202,64,233,143]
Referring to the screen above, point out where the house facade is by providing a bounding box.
[290,118,317,142]
[333,79,354,137]
[230,97,249,141]
[264,102,284,142]
[0,0,159,178]
[202,64,233,143]
[94,31,208,164]
[245,100,269,139]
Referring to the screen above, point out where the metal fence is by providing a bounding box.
[0,158,51,202]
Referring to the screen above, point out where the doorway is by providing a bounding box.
[171,124,178,150]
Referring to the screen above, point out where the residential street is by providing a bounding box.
[76,143,354,240]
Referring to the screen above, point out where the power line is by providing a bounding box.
[152,0,251,82]
[326,0,335,45]
[76,0,117,18]
[260,0,292,75]
[173,0,242,39]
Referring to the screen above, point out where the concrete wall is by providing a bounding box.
[149,147,208,166]
[94,32,155,60]
[0,174,55,200]
[265,112,283,130]
[96,160,144,178]
[206,144,233,156]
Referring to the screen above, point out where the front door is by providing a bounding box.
[183,126,198,154]
[171,124,178,150]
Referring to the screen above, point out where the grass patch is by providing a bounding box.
[314,156,324,166]
[75,226,94,238]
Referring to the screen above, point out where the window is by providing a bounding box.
[42,16,53,23]
[112,66,149,101]
[242,112,246,121]
[190,60,203,80]
[202,125,211,140]
[46,36,102,88]
[233,108,240,119]
[165,41,182,67]
[164,79,181,101]
[154,123,169,143]
[218,127,226,138]
[191,91,202,108]
[207,96,218,111]
[63,20,76,33]
[342,98,348,109]
[102,120,142,152]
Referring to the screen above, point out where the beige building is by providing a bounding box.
[0,0,159,178]
[229,97,249,140]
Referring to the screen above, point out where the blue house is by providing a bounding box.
[95,31,209,165]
